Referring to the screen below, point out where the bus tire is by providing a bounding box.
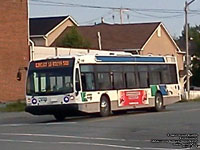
[100,95,111,117]
[154,92,164,112]
[54,113,66,121]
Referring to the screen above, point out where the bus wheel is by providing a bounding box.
[54,114,66,121]
[154,93,164,112]
[100,96,111,117]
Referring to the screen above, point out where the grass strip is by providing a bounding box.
[0,101,26,112]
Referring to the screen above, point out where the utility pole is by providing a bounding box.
[120,8,123,24]
[119,8,129,24]
[184,0,195,100]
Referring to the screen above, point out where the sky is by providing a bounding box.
[29,0,200,37]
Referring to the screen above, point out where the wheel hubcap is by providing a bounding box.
[156,97,162,108]
[101,101,107,108]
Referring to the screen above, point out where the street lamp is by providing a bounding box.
[184,0,196,100]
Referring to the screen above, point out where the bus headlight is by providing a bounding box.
[70,95,75,101]
[31,98,37,104]
[64,96,70,103]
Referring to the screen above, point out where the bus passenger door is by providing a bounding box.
[75,68,81,96]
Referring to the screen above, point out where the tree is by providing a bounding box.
[176,25,200,86]
[189,26,200,87]
[60,27,91,49]
[191,57,200,87]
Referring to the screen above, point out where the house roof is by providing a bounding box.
[30,16,77,36]
[53,22,161,50]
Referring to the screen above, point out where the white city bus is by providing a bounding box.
[25,53,181,120]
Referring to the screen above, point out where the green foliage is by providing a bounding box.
[179,98,200,102]
[180,25,200,55]
[189,26,200,55]
[191,57,200,87]
[189,26,200,86]
[61,27,91,49]
[178,25,200,86]
[0,101,26,112]
[191,97,200,102]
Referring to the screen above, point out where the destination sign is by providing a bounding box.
[35,60,69,68]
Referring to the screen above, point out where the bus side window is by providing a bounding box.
[126,72,138,88]
[138,65,149,88]
[81,73,95,91]
[149,72,161,85]
[113,72,125,89]
[97,72,112,90]
[169,65,178,84]
[75,69,81,91]
[138,72,149,88]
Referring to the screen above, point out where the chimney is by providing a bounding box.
[101,17,104,23]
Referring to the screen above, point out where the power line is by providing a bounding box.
[30,3,200,20]
[79,10,114,24]
[30,0,200,14]
[130,10,184,19]
[30,0,200,26]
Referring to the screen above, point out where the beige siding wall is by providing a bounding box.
[46,19,76,46]
[141,26,184,71]
[31,37,45,46]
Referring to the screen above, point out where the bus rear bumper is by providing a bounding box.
[25,104,79,115]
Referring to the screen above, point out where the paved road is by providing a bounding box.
[0,102,199,150]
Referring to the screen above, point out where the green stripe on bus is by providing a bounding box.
[81,92,87,102]
[151,85,158,96]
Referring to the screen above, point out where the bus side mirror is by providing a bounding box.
[17,71,22,81]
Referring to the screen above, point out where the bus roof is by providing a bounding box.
[95,56,165,62]
[31,53,176,64]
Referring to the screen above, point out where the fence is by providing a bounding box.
[31,46,128,60]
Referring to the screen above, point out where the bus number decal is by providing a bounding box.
[119,90,148,107]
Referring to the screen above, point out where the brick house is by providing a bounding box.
[0,0,29,102]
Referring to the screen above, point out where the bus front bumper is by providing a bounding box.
[25,104,79,115]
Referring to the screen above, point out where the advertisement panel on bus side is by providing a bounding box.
[119,90,148,107]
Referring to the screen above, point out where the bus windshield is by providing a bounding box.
[26,59,74,96]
